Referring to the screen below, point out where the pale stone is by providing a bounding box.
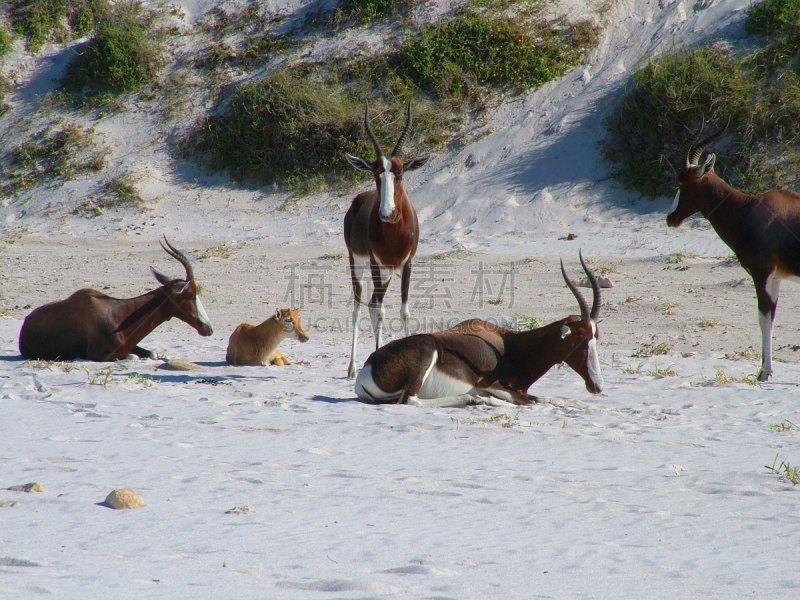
[104,488,145,510]
[578,276,614,289]
[161,359,203,371]
[8,482,44,493]
[0,500,19,507]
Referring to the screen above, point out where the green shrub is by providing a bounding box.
[11,0,66,53]
[60,1,162,96]
[745,0,800,36]
[11,0,105,53]
[189,7,599,188]
[188,70,449,189]
[340,0,398,23]
[602,7,800,197]
[393,10,598,95]
[0,24,14,57]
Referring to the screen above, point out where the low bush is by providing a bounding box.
[189,5,599,189]
[60,1,163,97]
[602,0,800,197]
[11,0,107,53]
[0,23,14,57]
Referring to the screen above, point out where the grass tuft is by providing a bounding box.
[76,173,143,216]
[631,342,673,357]
[765,454,800,484]
[1,121,107,195]
[510,314,547,331]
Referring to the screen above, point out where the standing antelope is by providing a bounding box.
[667,119,800,381]
[355,254,603,407]
[344,101,429,378]
[19,237,213,361]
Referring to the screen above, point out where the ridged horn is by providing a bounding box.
[579,250,601,320]
[160,236,195,281]
[561,258,590,323]
[690,117,729,166]
[391,102,412,158]
[684,116,705,168]
[363,100,384,159]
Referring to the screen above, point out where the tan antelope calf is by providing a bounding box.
[226,309,309,366]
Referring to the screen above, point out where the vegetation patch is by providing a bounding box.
[0,22,14,57]
[189,2,599,189]
[60,1,164,99]
[603,0,800,196]
[0,73,12,114]
[11,0,108,53]
[0,121,107,196]
[75,172,143,216]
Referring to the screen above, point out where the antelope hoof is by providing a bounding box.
[757,368,771,382]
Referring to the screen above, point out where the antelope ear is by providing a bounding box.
[171,280,189,294]
[346,154,373,172]
[403,153,430,172]
[151,266,172,286]
[701,154,716,178]
[275,308,282,320]
[561,324,571,339]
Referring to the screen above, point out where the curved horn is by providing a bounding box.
[363,100,384,159]
[684,116,704,168]
[561,258,590,323]
[391,102,412,158]
[690,117,729,166]
[579,250,601,320]
[160,236,195,281]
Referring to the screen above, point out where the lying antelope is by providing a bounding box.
[19,237,213,361]
[344,101,430,378]
[667,119,800,381]
[226,308,309,366]
[355,254,603,407]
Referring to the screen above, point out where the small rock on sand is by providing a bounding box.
[578,276,614,288]
[104,488,145,510]
[225,505,255,515]
[7,482,44,493]
[0,500,20,507]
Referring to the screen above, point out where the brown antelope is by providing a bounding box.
[667,119,800,381]
[226,308,309,366]
[354,254,603,407]
[18,237,213,361]
[344,101,429,378]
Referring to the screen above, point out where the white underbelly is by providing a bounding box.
[418,366,477,399]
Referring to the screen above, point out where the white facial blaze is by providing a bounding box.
[379,157,396,220]
[587,321,603,391]
[196,296,212,330]
[669,189,680,213]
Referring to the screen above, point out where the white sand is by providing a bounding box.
[2,0,800,598]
